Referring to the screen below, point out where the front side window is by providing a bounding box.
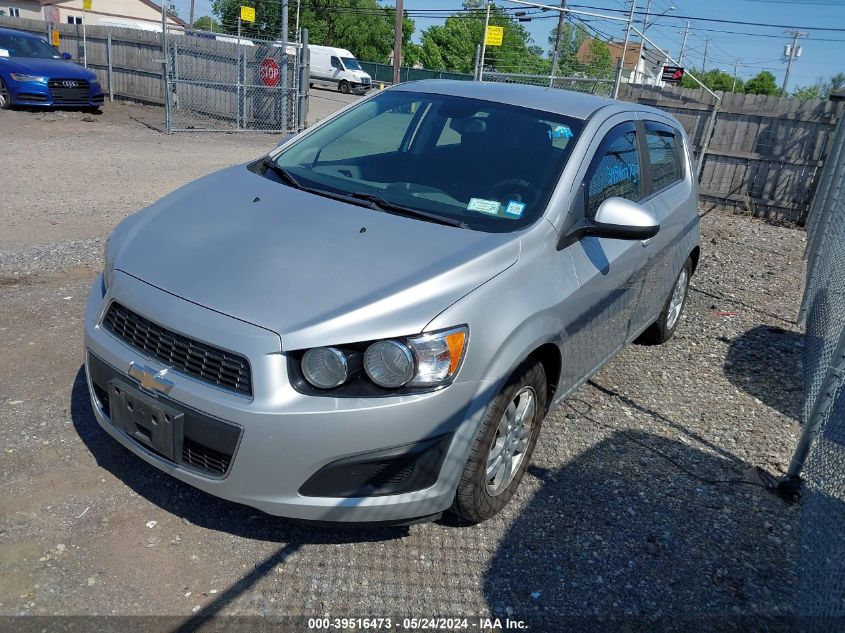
[330,56,340,70]
[586,124,641,217]
[268,90,583,232]
[646,123,683,191]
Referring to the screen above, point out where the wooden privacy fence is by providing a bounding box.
[618,83,844,223]
[0,15,167,104]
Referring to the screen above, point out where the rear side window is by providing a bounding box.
[586,123,641,217]
[645,122,684,191]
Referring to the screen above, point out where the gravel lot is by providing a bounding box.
[0,103,805,627]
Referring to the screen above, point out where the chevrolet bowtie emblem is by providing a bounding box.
[128,362,174,395]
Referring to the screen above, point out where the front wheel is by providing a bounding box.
[338,80,350,94]
[0,79,11,110]
[450,359,547,523]
[637,257,692,345]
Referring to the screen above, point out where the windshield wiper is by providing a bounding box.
[350,192,467,228]
[261,159,303,189]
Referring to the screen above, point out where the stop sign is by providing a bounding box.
[259,58,280,87]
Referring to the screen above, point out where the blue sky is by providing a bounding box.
[173,0,845,91]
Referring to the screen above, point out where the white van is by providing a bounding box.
[308,45,372,94]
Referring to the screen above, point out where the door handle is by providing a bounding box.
[641,236,655,247]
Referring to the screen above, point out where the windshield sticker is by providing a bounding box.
[468,198,500,215]
[0,49,8,58]
[549,125,573,140]
[504,200,526,218]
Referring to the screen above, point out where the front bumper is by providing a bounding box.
[83,271,489,522]
[9,77,105,107]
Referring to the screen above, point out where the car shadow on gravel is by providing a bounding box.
[482,425,797,625]
[722,325,804,422]
[69,366,410,546]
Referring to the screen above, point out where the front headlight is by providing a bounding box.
[297,326,468,393]
[10,73,47,83]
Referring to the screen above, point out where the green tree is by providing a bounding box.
[793,84,822,100]
[829,72,845,93]
[192,15,219,31]
[577,39,613,80]
[680,68,743,93]
[547,23,590,75]
[210,0,415,62]
[743,70,781,96]
[418,2,547,74]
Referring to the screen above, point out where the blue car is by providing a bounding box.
[0,27,104,110]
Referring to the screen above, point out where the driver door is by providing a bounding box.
[556,119,652,388]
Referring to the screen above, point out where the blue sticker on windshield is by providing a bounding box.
[504,200,526,218]
[549,125,573,140]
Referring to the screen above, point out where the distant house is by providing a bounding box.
[576,38,669,87]
[0,0,185,30]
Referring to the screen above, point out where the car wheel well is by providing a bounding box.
[689,246,700,275]
[527,343,560,411]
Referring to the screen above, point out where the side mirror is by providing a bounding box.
[591,197,660,240]
[61,52,72,60]
[558,196,659,249]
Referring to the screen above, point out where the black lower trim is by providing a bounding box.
[299,433,453,498]
[87,351,242,478]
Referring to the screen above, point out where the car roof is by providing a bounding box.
[392,79,667,122]
[0,27,42,39]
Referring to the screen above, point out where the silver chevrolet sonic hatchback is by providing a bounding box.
[85,80,700,524]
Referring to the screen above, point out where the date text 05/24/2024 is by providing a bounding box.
[307,617,529,630]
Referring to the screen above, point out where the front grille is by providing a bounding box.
[182,438,231,476]
[48,78,90,103]
[102,302,253,396]
[361,77,371,85]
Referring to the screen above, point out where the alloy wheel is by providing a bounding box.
[485,386,536,496]
[666,268,689,330]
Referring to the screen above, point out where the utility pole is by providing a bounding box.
[678,20,690,65]
[613,0,637,99]
[701,36,709,73]
[479,1,491,82]
[392,0,403,84]
[549,0,567,83]
[280,0,289,131]
[189,0,194,28]
[732,58,740,92]
[782,30,806,94]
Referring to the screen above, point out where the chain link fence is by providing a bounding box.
[165,30,303,133]
[788,115,845,624]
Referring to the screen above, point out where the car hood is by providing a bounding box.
[113,165,521,350]
[1,56,94,79]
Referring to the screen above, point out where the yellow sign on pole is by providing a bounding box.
[82,0,92,10]
[240,5,255,22]
[51,29,60,47]
[485,25,504,47]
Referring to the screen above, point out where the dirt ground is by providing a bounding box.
[0,102,806,627]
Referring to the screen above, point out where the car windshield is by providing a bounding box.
[269,90,583,232]
[341,57,362,71]
[0,33,61,59]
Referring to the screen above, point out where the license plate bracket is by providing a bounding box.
[108,378,184,462]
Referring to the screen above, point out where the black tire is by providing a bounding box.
[450,359,548,524]
[338,80,351,94]
[0,78,11,110]
[637,257,692,345]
